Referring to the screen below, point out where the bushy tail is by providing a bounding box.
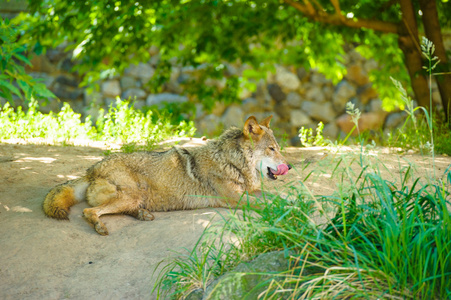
[43,177,90,220]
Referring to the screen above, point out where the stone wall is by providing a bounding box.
[5,45,444,145]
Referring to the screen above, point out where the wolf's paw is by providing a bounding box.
[135,208,155,221]
[94,222,109,236]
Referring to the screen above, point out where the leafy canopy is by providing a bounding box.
[24,0,449,109]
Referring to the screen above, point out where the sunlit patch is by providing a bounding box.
[14,157,57,164]
[77,156,103,161]
[57,175,80,180]
[11,206,32,213]
[194,212,216,229]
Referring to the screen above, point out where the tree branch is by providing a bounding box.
[284,0,399,34]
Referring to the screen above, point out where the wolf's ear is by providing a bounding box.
[243,116,263,140]
[259,115,273,128]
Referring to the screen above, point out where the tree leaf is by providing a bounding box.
[0,80,22,99]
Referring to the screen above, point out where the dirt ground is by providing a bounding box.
[1,140,450,299]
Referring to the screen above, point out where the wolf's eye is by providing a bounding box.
[269,147,275,151]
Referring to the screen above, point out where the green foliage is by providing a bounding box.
[153,159,451,299]
[24,0,433,110]
[298,122,327,147]
[0,97,195,146]
[0,17,56,103]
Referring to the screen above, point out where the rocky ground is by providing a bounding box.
[0,140,450,299]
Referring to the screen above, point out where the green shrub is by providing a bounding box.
[0,97,196,147]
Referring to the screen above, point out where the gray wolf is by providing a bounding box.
[43,115,291,235]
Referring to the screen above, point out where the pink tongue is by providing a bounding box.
[273,164,289,175]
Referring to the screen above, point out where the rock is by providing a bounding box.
[296,67,308,81]
[204,251,292,300]
[346,64,369,86]
[146,93,188,106]
[274,103,291,120]
[384,112,407,129]
[102,80,121,98]
[336,114,356,135]
[125,63,155,83]
[122,88,147,100]
[242,98,259,113]
[255,79,272,108]
[212,102,227,116]
[323,122,339,139]
[53,82,83,100]
[286,92,302,107]
[132,100,146,110]
[196,114,221,136]
[120,76,137,90]
[363,59,378,73]
[301,101,335,122]
[29,72,55,89]
[185,288,203,300]
[322,85,334,100]
[348,48,364,63]
[83,90,103,106]
[267,83,286,103]
[60,57,76,72]
[221,105,244,128]
[39,99,61,114]
[368,98,384,113]
[290,109,312,127]
[336,111,388,136]
[55,75,78,87]
[333,80,356,111]
[275,66,300,91]
[305,86,325,102]
[358,84,378,104]
[27,55,56,73]
[311,72,330,85]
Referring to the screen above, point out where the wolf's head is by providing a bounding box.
[243,116,292,180]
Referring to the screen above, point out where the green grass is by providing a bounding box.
[0,97,196,149]
[153,159,451,299]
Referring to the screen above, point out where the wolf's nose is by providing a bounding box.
[287,164,292,170]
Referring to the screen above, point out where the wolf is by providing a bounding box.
[43,115,291,235]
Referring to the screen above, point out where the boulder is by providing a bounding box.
[146,93,188,106]
[290,109,312,127]
[202,251,292,300]
[323,122,339,139]
[125,63,155,83]
[333,80,356,111]
[305,85,325,102]
[221,106,245,128]
[102,80,121,98]
[267,83,286,103]
[384,112,407,129]
[286,92,302,107]
[120,76,138,90]
[196,114,221,136]
[122,88,147,100]
[346,63,369,86]
[301,101,335,123]
[275,66,300,91]
[336,111,388,136]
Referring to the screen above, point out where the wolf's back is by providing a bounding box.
[43,177,90,220]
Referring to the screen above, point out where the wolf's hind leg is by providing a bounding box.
[83,195,143,235]
[127,208,155,221]
[84,180,142,235]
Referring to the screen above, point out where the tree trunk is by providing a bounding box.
[419,0,451,126]
[398,0,430,110]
